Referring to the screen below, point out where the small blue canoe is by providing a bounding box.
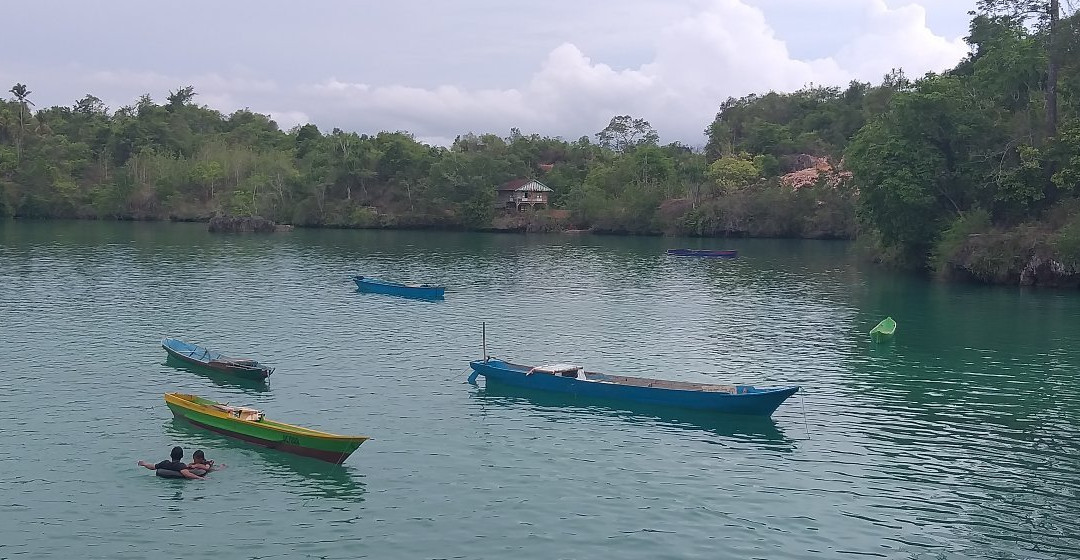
[467,358,798,416]
[353,275,445,300]
[667,248,738,258]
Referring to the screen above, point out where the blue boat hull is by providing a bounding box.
[353,276,445,300]
[667,249,738,258]
[162,338,273,381]
[468,359,798,416]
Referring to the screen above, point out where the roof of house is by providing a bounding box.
[496,179,553,192]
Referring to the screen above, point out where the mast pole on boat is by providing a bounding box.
[482,322,488,362]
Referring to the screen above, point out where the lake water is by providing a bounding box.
[1,221,1078,559]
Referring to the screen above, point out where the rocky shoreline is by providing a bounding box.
[207,215,293,233]
[941,232,1080,289]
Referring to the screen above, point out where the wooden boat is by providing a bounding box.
[162,338,274,381]
[353,275,445,299]
[870,316,897,343]
[666,248,738,258]
[164,393,370,464]
[467,358,799,416]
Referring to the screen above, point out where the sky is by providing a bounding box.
[0,0,977,147]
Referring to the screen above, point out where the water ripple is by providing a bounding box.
[1,222,1078,559]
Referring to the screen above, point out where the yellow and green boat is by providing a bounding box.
[164,393,370,464]
[870,316,897,343]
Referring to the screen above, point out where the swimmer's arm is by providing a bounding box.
[179,469,205,480]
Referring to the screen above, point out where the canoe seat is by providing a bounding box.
[698,384,737,394]
[235,408,264,421]
[528,364,582,375]
[217,357,258,365]
[212,403,265,421]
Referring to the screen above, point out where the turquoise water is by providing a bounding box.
[1,221,1077,559]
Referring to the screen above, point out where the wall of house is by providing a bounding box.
[496,191,548,206]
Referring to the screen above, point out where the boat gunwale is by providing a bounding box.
[353,275,445,291]
[871,317,896,335]
[162,338,274,375]
[475,359,799,396]
[164,393,369,442]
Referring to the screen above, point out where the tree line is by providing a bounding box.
[1,3,1077,283]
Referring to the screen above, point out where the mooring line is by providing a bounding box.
[800,387,811,440]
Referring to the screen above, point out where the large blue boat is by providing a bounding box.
[467,358,799,416]
[353,275,445,300]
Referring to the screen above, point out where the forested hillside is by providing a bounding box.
[2,4,1078,285]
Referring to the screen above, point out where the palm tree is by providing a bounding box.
[9,83,33,162]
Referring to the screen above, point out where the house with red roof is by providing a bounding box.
[496,179,553,211]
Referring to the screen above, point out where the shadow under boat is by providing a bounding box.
[163,356,271,393]
[352,287,445,302]
[164,418,365,502]
[471,378,794,445]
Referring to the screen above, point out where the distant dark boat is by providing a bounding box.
[162,338,274,381]
[666,248,738,258]
[468,359,798,416]
[353,275,445,300]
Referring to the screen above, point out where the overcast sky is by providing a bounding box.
[1,0,976,147]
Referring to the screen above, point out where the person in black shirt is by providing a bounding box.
[138,446,205,480]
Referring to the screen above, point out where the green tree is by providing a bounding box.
[596,115,659,153]
[8,83,33,162]
[976,0,1078,136]
[293,123,321,159]
[191,160,225,200]
[706,156,759,196]
[166,86,196,111]
[73,94,106,117]
[846,75,1002,258]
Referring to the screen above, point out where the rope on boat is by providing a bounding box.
[800,388,811,440]
[447,368,472,382]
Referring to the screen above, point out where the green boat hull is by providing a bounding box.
[165,395,367,464]
[870,317,897,343]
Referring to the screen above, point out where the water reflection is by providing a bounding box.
[351,287,444,303]
[163,357,270,394]
[165,419,366,503]
[838,303,1080,560]
[256,446,367,503]
[10,221,1080,559]
[472,380,794,448]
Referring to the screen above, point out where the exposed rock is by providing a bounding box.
[488,209,570,233]
[944,231,1080,288]
[1019,255,1080,288]
[779,156,852,190]
[208,215,287,233]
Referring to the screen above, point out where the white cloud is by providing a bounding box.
[291,0,969,146]
[86,70,277,95]
[3,0,972,147]
[263,110,311,131]
[834,0,970,79]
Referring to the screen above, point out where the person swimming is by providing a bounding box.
[187,449,223,472]
[138,446,205,480]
